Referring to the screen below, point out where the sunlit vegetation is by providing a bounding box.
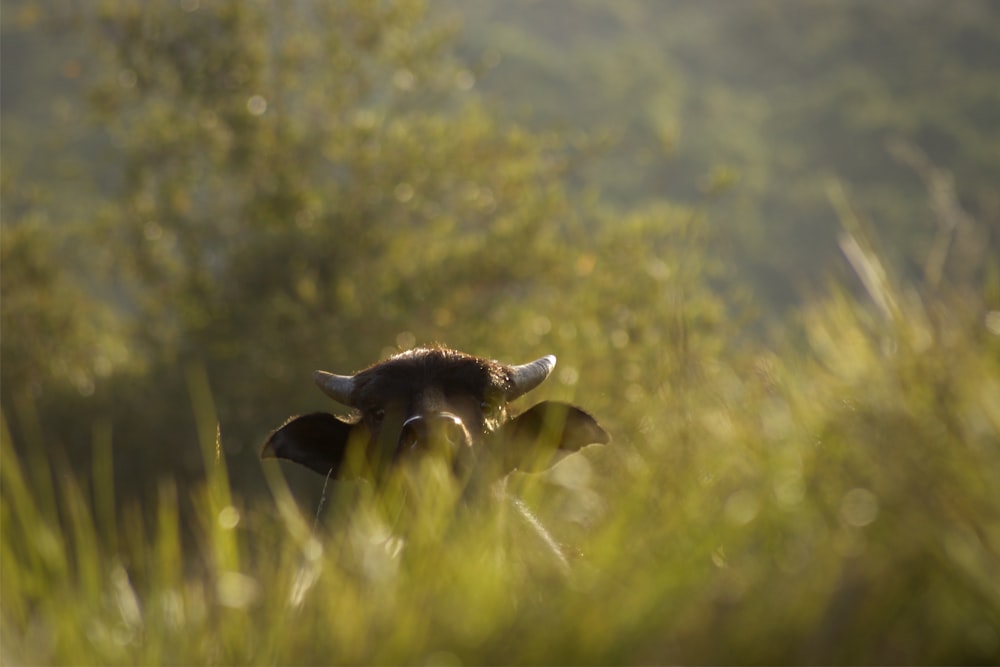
[2,1,999,664]
[4,271,999,663]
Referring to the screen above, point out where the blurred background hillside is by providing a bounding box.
[2,1,999,663]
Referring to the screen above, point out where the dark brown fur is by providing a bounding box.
[262,347,609,480]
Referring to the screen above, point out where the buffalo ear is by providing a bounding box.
[497,401,610,473]
[261,413,357,477]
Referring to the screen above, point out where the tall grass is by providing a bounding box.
[3,279,1000,664]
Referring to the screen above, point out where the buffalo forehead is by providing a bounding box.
[351,349,511,409]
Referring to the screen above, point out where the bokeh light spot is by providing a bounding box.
[396,331,416,350]
[217,505,240,530]
[246,95,267,116]
[840,488,879,527]
[559,367,579,386]
[985,310,1000,336]
[216,571,259,609]
[725,490,761,526]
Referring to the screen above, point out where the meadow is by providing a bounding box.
[4,259,999,664]
[3,2,999,664]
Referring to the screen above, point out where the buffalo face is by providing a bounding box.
[261,347,609,480]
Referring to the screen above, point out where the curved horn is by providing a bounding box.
[313,370,356,406]
[507,355,557,399]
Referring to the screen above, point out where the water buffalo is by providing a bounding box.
[261,346,609,481]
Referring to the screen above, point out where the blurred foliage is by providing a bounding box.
[451,0,1000,307]
[2,0,1000,663]
[4,255,999,663]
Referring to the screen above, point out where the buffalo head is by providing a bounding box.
[261,347,609,480]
